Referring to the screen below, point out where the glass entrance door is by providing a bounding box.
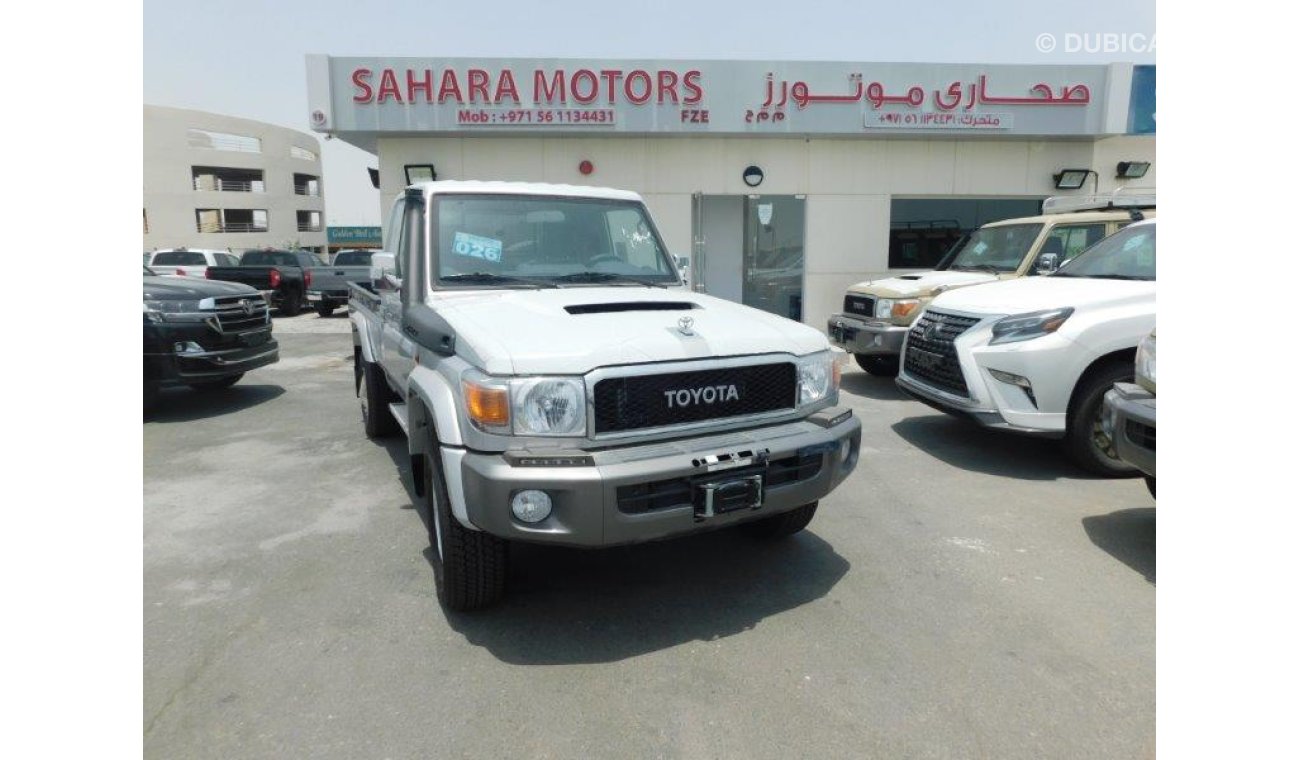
[742,195,805,321]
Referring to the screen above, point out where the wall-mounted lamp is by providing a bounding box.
[1053,168,1097,192]
[578,160,594,176]
[404,164,436,185]
[742,165,764,187]
[1116,161,1150,179]
[367,168,380,189]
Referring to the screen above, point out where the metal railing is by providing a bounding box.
[196,222,269,234]
[297,222,323,232]
[194,178,265,193]
[293,185,320,196]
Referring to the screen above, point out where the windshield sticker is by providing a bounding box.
[452,232,503,263]
[972,241,988,254]
[1122,235,1146,251]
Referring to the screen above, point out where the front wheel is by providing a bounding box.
[424,452,507,611]
[855,354,899,377]
[1064,362,1139,477]
[743,502,818,538]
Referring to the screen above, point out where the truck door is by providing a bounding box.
[380,196,420,392]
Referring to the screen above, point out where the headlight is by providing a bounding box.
[143,299,207,322]
[796,351,837,406]
[1136,332,1156,389]
[511,377,586,436]
[874,298,894,319]
[890,299,920,320]
[989,308,1074,346]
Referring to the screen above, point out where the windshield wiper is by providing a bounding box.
[952,264,1004,274]
[1083,274,1151,281]
[551,271,667,288]
[440,272,557,288]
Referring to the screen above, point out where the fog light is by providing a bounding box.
[839,438,851,463]
[511,490,553,524]
[988,368,1037,408]
[173,341,203,354]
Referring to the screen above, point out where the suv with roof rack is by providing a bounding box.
[350,181,861,610]
[829,192,1154,376]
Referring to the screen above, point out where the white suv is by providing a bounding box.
[147,248,240,278]
[895,220,1156,474]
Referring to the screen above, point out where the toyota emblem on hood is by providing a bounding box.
[677,316,695,335]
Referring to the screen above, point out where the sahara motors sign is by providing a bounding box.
[307,56,1134,137]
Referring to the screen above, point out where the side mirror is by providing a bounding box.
[674,254,691,286]
[1036,252,1060,275]
[371,252,397,286]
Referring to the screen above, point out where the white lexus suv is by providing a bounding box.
[895,219,1155,475]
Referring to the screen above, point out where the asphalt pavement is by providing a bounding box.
[144,312,1155,759]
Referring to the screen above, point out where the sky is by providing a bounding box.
[143,0,1156,226]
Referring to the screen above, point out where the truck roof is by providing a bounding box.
[408,180,644,203]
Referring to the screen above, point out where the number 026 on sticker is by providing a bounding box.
[452,232,503,262]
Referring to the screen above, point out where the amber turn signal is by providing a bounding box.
[891,301,920,319]
[463,380,509,427]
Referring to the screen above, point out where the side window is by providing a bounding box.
[278,253,297,267]
[1045,224,1107,261]
[388,198,407,278]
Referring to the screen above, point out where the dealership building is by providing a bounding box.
[305,57,1154,329]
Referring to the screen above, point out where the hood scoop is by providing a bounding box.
[898,275,923,280]
[565,301,699,315]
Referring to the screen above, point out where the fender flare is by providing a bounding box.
[351,313,378,364]
[405,365,477,529]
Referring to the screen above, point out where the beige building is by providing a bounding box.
[307,57,1155,330]
[143,105,327,253]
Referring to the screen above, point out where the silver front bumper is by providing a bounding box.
[827,314,909,356]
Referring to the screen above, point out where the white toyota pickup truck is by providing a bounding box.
[896,219,1156,475]
[350,181,861,610]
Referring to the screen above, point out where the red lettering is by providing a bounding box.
[683,70,703,104]
[377,69,403,103]
[624,69,652,104]
[438,70,463,103]
[467,69,490,103]
[571,69,598,104]
[493,70,520,104]
[534,69,565,103]
[352,68,374,103]
[407,69,433,103]
[600,69,623,103]
[656,70,679,104]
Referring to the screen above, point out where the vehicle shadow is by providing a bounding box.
[1082,506,1156,584]
[144,384,285,423]
[374,439,850,665]
[891,413,1101,481]
[839,371,909,401]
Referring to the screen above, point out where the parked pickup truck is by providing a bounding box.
[205,249,325,316]
[1103,330,1156,497]
[896,219,1156,475]
[147,248,241,278]
[308,249,375,316]
[144,266,279,410]
[351,181,861,610]
[829,193,1154,377]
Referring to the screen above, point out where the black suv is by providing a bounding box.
[143,267,279,409]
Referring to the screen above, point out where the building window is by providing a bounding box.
[290,145,317,161]
[195,208,268,233]
[187,128,262,153]
[293,173,320,196]
[297,210,322,232]
[192,166,265,192]
[888,198,1045,269]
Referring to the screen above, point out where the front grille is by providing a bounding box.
[1125,420,1156,452]
[844,294,875,319]
[616,451,824,514]
[903,310,980,397]
[593,362,796,434]
[205,295,270,333]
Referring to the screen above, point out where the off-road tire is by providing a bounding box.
[359,359,399,438]
[855,354,899,377]
[188,373,244,391]
[315,303,335,318]
[1064,361,1139,476]
[424,452,507,611]
[743,502,818,538]
[279,288,303,316]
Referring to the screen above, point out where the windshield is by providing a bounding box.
[434,195,677,284]
[240,251,277,266]
[152,251,206,266]
[333,250,373,266]
[946,223,1043,273]
[1054,224,1156,280]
